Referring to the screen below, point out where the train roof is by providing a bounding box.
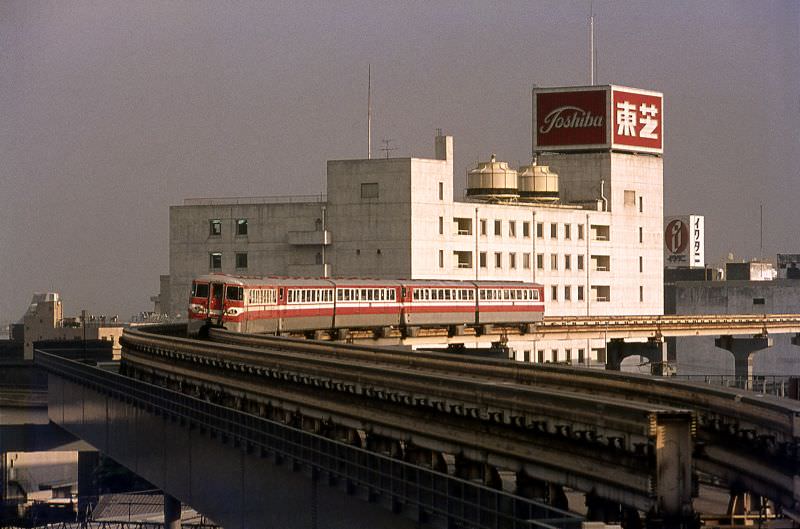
[193,274,542,289]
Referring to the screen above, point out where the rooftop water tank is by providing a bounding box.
[466,154,519,201]
[518,163,559,202]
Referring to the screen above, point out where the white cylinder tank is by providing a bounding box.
[518,163,559,202]
[466,154,519,200]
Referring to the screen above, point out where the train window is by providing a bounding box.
[279,288,284,300]
[479,290,485,300]
[193,283,209,298]
[413,289,419,300]
[373,289,379,300]
[226,286,243,301]
[379,290,385,301]
[533,290,540,301]
[337,289,343,301]
[360,289,367,300]
[444,290,450,300]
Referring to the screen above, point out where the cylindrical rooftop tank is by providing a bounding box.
[466,154,519,200]
[518,163,559,202]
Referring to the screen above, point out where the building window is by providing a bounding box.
[454,251,472,269]
[551,285,558,301]
[624,189,636,207]
[438,182,444,200]
[578,349,585,364]
[454,217,472,235]
[577,286,584,301]
[479,252,487,268]
[361,182,379,199]
[592,285,610,302]
[494,220,502,236]
[639,256,643,273]
[565,349,572,363]
[550,254,558,270]
[577,255,585,270]
[536,222,544,238]
[495,252,502,268]
[509,253,517,269]
[753,297,765,305]
[564,285,571,301]
[209,252,222,270]
[439,217,444,235]
[537,350,544,363]
[578,224,584,240]
[235,252,248,269]
[236,219,248,236]
[523,253,531,269]
[592,255,610,271]
[551,349,558,362]
[639,227,643,243]
[523,221,530,238]
[209,219,222,236]
[564,224,571,239]
[550,223,558,239]
[564,254,571,270]
[509,221,516,237]
[639,196,644,213]
[640,285,644,302]
[592,224,610,241]
[438,250,444,268]
[536,254,544,270]
[480,219,487,236]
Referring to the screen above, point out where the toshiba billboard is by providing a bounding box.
[533,85,663,154]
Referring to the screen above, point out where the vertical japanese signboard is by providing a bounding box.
[665,215,704,268]
[533,85,663,154]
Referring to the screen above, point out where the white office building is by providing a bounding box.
[163,85,665,365]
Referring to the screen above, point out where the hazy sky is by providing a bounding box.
[1,1,798,323]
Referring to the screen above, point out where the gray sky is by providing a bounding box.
[1,1,798,323]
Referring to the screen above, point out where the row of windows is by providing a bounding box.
[209,219,248,237]
[210,252,248,270]
[248,289,277,305]
[413,288,475,301]
[289,289,335,304]
[478,289,539,301]
[337,288,397,302]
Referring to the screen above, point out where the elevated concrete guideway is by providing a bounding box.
[333,314,800,346]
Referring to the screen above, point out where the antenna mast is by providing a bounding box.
[589,0,595,85]
[367,65,372,159]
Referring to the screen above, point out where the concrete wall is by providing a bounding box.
[49,375,414,529]
[674,280,800,375]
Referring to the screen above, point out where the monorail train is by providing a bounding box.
[187,273,545,336]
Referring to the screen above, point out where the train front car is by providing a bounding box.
[476,282,544,329]
[187,274,247,335]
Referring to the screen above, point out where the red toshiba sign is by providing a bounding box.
[533,85,663,154]
[536,89,607,149]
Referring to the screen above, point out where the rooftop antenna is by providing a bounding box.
[380,138,396,159]
[367,64,372,159]
[589,0,595,85]
[760,202,763,260]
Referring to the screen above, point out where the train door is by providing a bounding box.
[209,281,224,324]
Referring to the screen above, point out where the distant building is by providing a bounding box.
[163,85,665,364]
[670,257,800,376]
[20,293,124,360]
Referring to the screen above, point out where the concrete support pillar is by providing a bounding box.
[77,451,100,521]
[653,412,695,526]
[715,335,773,388]
[164,493,182,529]
[606,338,664,372]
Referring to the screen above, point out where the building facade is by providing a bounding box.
[164,85,665,364]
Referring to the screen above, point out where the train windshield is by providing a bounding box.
[226,286,243,301]
[192,282,209,298]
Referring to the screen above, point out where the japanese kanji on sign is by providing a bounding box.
[532,85,663,154]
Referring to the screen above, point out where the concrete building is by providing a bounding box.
[163,85,665,364]
[21,293,123,360]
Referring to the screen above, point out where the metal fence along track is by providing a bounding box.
[35,350,582,529]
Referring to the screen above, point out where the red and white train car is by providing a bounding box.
[188,274,544,336]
